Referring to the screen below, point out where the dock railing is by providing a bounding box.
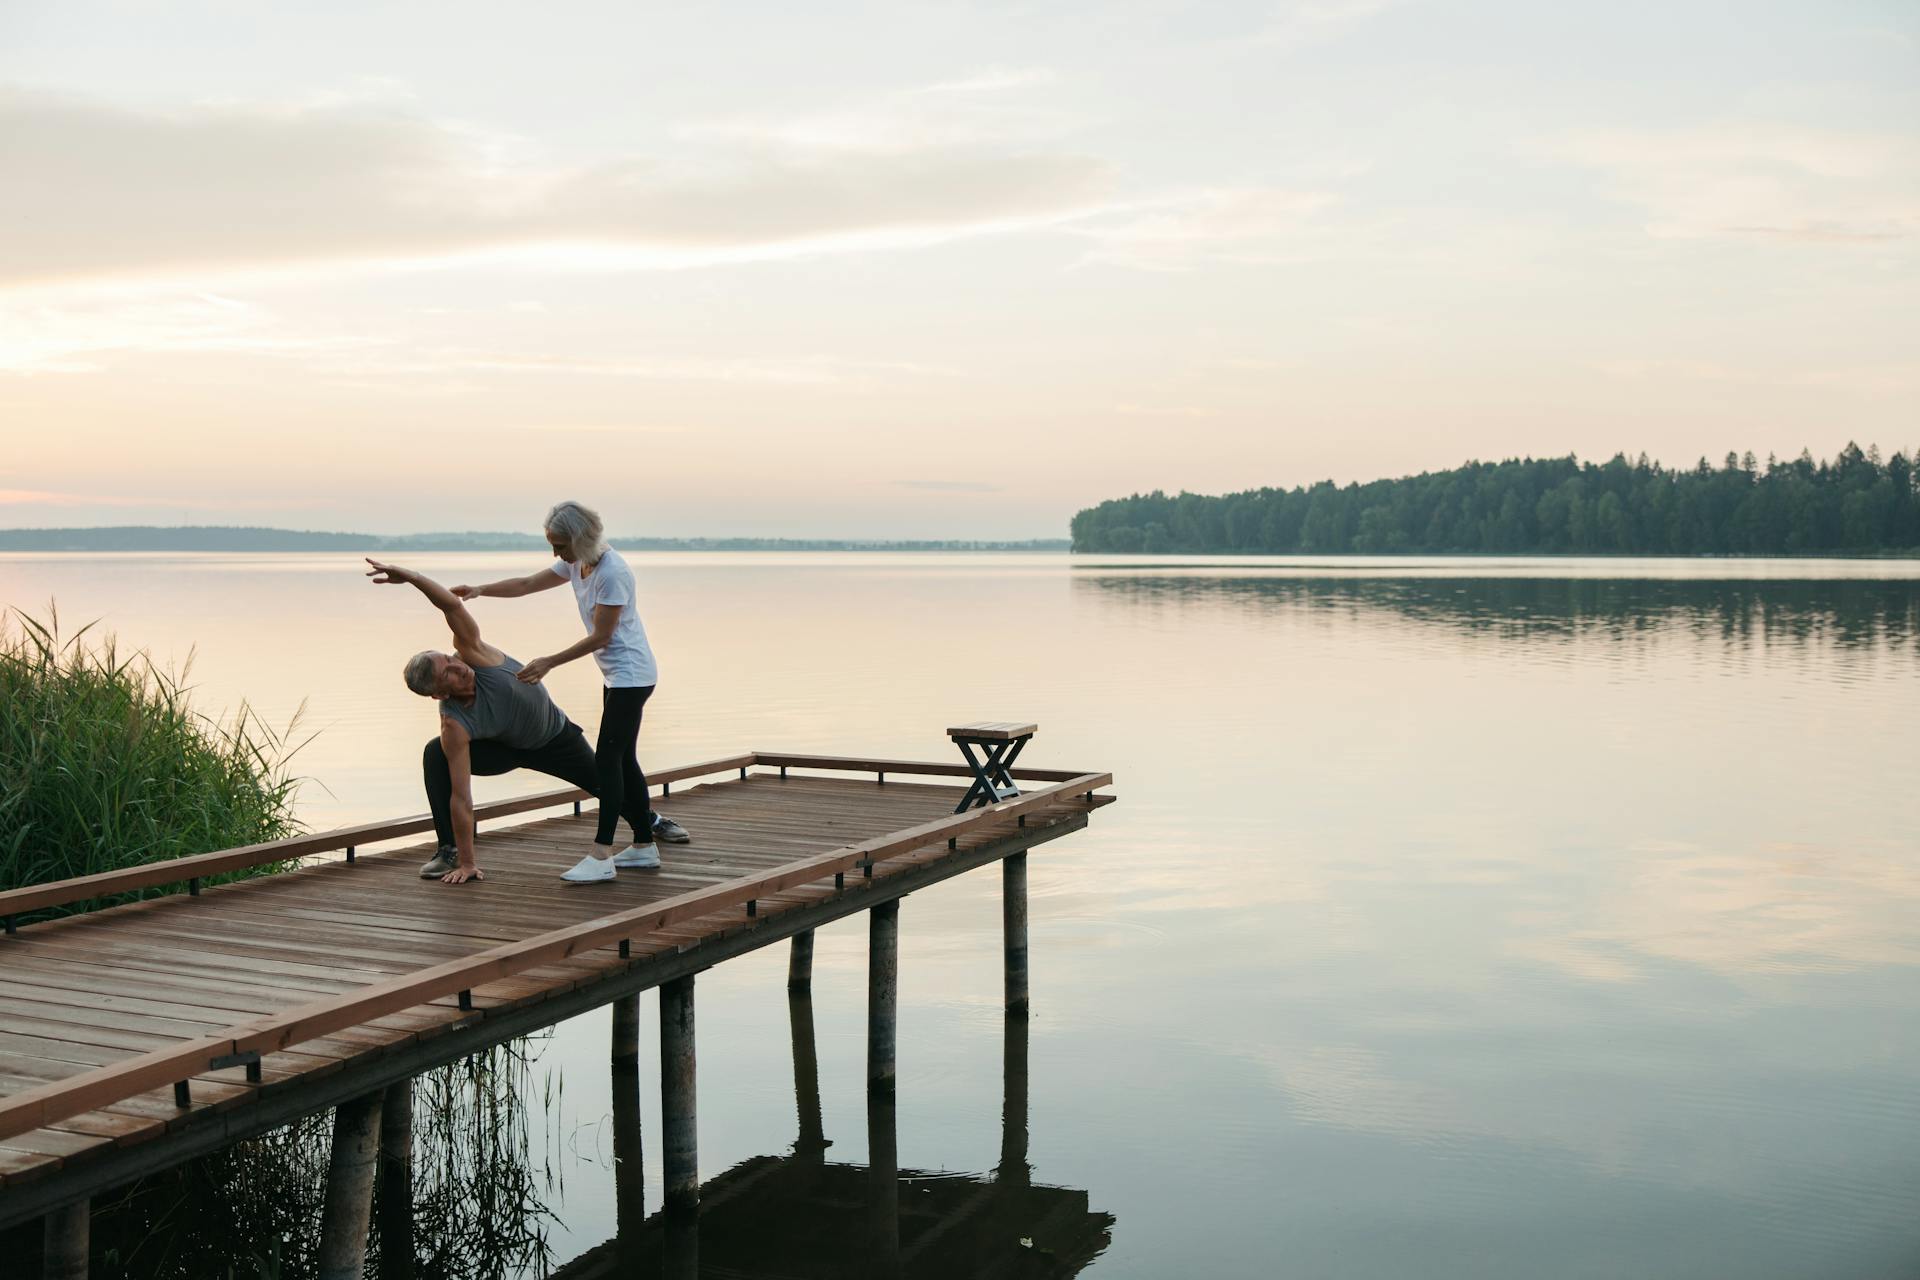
[0,751,1094,930]
[0,753,1110,1142]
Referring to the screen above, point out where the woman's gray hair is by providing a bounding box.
[544,500,608,566]
[403,651,439,697]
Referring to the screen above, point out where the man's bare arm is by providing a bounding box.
[440,720,484,884]
[366,559,500,663]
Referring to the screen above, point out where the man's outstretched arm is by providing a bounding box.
[439,720,484,884]
[366,559,492,658]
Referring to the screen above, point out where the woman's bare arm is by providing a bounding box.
[516,602,619,683]
[453,569,567,600]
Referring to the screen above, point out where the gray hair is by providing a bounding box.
[544,500,608,566]
[403,651,439,697]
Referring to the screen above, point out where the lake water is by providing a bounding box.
[3,552,1919,1278]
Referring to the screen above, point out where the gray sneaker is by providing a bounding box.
[651,815,691,844]
[419,848,458,879]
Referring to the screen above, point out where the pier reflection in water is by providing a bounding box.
[560,992,1112,1280]
[6,987,1111,1279]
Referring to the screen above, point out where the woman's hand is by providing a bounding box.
[517,655,556,684]
[451,584,482,600]
[365,558,412,585]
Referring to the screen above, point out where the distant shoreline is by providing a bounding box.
[0,526,1070,553]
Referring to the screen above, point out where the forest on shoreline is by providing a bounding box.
[1071,445,1920,556]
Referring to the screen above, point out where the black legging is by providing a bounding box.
[422,719,650,851]
[596,684,656,846]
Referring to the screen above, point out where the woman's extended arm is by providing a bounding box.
[453,569,567,601]
[517,603,620,683]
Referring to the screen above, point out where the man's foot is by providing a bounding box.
[613,843,661,869]
[420,848,457,879]
[560,854,617,883]
[651,815,691,844]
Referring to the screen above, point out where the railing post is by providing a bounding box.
[41,1199,88,1280]
[660,974,698,1216]
[318,1088,386,1280]
[868,900,899,1095]
[787,929,814,992]
[1004,851,1030,1015]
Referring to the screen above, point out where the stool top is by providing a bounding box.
[947,721,1038,742]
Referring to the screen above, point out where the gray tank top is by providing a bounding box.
[439,654,569,749]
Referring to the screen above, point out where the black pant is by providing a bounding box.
[422,720,650,851]
[596,685,656,846]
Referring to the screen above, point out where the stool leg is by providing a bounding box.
[954,740,992,813]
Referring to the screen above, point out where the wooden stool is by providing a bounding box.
[948,722,1037,813]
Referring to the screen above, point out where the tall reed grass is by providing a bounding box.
[0,608,307,913]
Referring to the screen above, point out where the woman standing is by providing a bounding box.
[454,501,689,882]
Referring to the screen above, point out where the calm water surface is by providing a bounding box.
[3,552,1918,1278]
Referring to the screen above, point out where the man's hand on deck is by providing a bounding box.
[365,558,413,585]
[441,862,484,885]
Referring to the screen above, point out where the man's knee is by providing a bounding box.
[423,738,447,772]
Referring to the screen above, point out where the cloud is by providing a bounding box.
[0,489,152,507]
[1557,124,1920,244]
[890,479,1001,492]
[677,66,1080,154]
[1254,0,1403,50]
[0,290,388,374]
[1076,187,1336,270]
[0,85,1115,287]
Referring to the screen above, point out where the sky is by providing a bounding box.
[0,0,1915,537]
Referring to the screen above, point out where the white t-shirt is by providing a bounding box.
[551,547,658,688]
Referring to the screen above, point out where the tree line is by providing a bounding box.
[1070,445,1920,555]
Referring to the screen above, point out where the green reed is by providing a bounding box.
[0,607,308,913]
[62,1040,560,1280]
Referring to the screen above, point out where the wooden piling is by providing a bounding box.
[375,1076,414,1280]
[789,990,826,1158]
[1003,851,1029,1015]
[41,1199,87,1280]
[999,1011,1031,1191]
[865,1089,902,1280]
[611,1048,645,1275]
[659,974,699,1214]
[318,1089,386,1280]
[788,928,815,991]
[611,992,640,1067]
[663,1205,700,1280]
[868,900,899,1094]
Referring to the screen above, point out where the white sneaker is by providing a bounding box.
[612,843,660,869]
[560,854,617,883]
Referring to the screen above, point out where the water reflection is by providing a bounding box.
[2,1043,557,1280]
[559,998,1114,1280]
[1077,573,1920,651]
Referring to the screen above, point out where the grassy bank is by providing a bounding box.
[0,609,306,913]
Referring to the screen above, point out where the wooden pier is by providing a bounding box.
[0,745,1112,1270]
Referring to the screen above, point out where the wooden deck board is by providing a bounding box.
[0,764,1110,1203]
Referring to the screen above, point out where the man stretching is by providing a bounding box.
[366,558,661,885]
